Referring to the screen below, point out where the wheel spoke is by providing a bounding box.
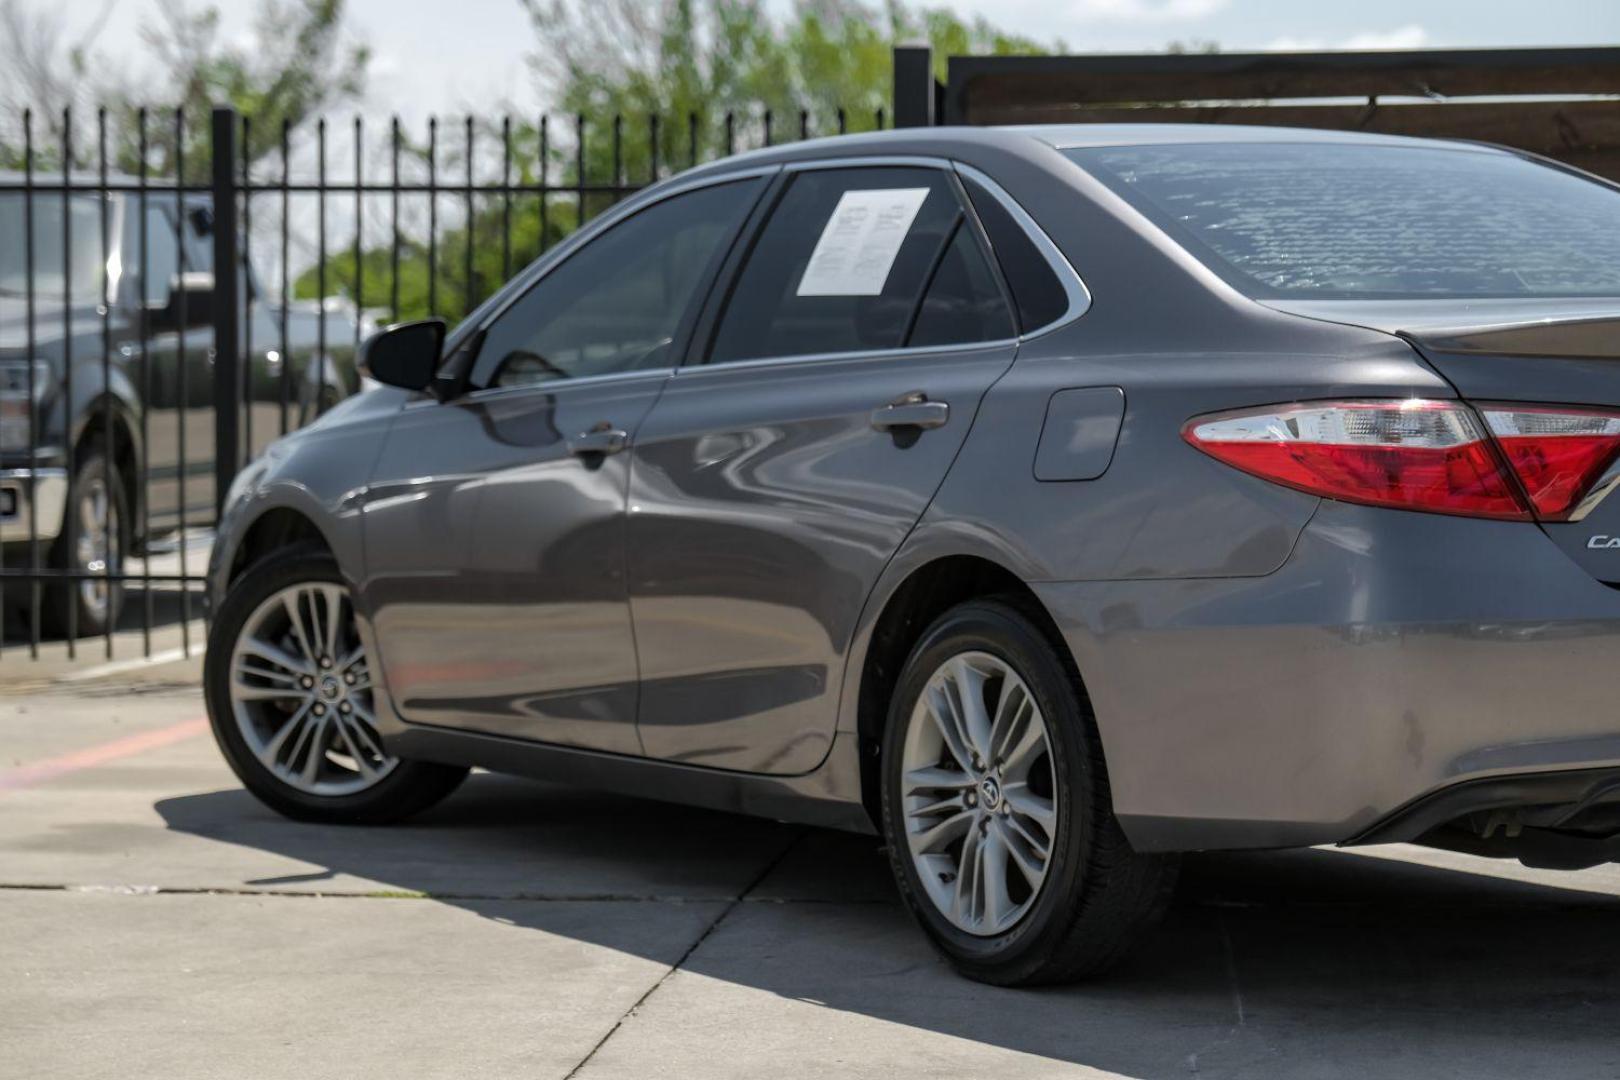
[1004,781,1056,835]
[318,586,344,662]
[281,593,318,668]
[953,827,984,925]
[332,717,377,779]
[996,817,1048,886]
[260,700,314,768]
[232,682,306,702]
[948,656,993,763]
[903,765,974,796]
[1000,714,1048,780]
[236,656,304,686]
[988,681,1031,766]
[910,807,974,855]
[297,715,331,785]
[243,635,313,679]
[342,711,387,762]
[925,684,977,774]
[979,828,1014,929]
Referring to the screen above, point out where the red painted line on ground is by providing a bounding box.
[0,717,209,794]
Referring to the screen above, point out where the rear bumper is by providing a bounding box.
[0,468,67,543]
[1036,500,1620,853]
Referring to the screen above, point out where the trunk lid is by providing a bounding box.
[1266,298,1620,584]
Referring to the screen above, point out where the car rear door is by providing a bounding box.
[359,173,767,753]
[626,160,1021,774]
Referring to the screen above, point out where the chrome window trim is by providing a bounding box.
[673,339,1016,381]
[411,365,675,409]
[952,162,1092,341]
[782,154,956,173]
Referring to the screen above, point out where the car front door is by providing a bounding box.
[626,162,1022,773]
[359,174,767,752]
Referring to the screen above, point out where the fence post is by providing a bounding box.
[893,44,936,128]
[211,106,241,517]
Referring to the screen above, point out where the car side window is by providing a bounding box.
[908,222,1014,347]
[472,178,762,389]
[708,167,990,364]
[961,176,1069,333]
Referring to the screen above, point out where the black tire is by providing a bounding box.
[204,545,469,824]
[41,443,128,639]
[880,598,1178,986]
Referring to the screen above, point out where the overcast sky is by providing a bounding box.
[49,0,1620,127]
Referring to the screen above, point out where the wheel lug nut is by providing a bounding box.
[313,704,326,716]
[343,672,356,685]
[299,676,314,689]
[338,702,351,714]
[319,656,332,669]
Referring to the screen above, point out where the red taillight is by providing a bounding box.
[1183,400,1531,520]
[1478,406,1620,520]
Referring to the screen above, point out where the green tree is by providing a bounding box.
[0,0,368,175]
[301,0,1055,323]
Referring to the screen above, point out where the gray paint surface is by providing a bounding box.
[208,123,1620,854]
[1033,386,1125,481]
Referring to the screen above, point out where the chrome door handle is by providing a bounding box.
[567,424,629,457]
[871,393,949,432]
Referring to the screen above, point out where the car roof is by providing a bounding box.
[998,122,1492,152]
[678,121,1502,180]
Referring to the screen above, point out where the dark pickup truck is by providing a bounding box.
[0,176,373,636]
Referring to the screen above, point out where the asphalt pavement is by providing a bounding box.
[4,656,1620,1079]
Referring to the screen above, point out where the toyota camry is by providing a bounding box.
[206,123,1620,985]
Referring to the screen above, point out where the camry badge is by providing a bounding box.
[1587,535,1620,549]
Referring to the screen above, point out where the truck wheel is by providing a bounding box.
[880,598,1178,985]
[41,444,128,639]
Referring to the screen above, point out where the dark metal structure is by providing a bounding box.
[0,104,881,661]
[893,44,1620,182]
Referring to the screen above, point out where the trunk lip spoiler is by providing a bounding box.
[1261,296,1620,357]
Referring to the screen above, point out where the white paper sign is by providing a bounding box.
[795,187,931,297]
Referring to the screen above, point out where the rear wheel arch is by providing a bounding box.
[854,553,1083,827]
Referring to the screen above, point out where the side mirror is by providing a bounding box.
[148,271,215,331]
[358,319,446,393]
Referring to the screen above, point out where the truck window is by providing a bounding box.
[136,204,182,306]
[0,193,104,301]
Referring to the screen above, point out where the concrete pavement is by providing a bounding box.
[4,665,1620,1078]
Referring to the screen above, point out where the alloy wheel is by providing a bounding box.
[227,582,397,796]
[900,650,1058,936]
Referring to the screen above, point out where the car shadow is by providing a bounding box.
[155,773,1620,1078]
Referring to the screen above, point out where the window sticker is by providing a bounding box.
[795,187,931,297]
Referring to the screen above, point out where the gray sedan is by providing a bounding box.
[204,123,1620,985]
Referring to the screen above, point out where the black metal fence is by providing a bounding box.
[0,102,887,663]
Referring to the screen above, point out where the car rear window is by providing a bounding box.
[1066,142,1620,299]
